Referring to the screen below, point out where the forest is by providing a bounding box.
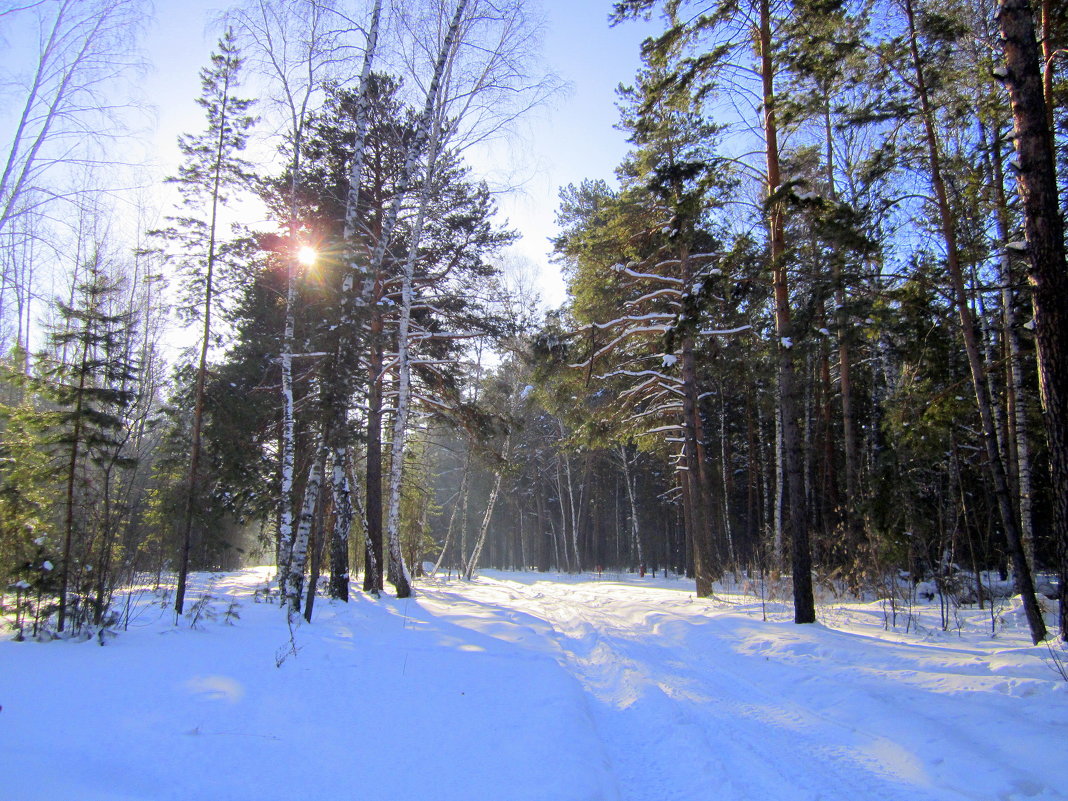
[0,0,1066,650]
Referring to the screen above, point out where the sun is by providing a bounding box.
[296,245,318,267]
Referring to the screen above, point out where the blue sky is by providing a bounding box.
[141,0,662,308]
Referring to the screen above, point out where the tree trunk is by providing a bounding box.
[758,0,813,622]
[465,436,509,579]
[990,125,1036,566]
[363,314,384,592]
[303,483,327,623]
[327,446,351,600]
[287,439,325,615]
[174,50,237,619]
[997,0,1068,640]
[681,331,717,595]
[380,0,470,598]
[432,452,469,576]
[618,445,645,570]
[313,0,381,603]
[906,0,1046,642]
[58,334,90,633]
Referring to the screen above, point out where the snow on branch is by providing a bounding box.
[410,331,482,341]
[619,375,666,400]
[591,325,672,361]
[411,393,455,412]
[699,324,752,337]
[645,424,686,434]
[587,313,677,329]
[658,382,686,398]
[597,369,682,384]
[625,402,684,422]
[611,263,684,284]
[625,288,683,307]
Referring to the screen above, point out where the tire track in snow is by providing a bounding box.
[465,581,963,801]
[422,577,1060,801]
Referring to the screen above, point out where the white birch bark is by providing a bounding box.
[287,438,325,614]
[381,0,470,598]
[285,0,380,601]
[618,445,645,569]
[329,0,381,597]
[277,279,297,599]
[431,454,469,576]
[464,434,509,580]
[327,445,353,597]
[341,0,382,248]
[230,0,353,602]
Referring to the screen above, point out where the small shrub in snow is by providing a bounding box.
[1044,640,1068,682]
[223,599,241,625]
[186,594,216,630]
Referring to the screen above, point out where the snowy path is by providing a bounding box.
[1,569,1064,801]
[417,576,1064,801]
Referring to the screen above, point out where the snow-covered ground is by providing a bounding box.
[2,569,1065,801]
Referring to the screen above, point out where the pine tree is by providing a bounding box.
[997,0,1068,641]
[155,29,256,618]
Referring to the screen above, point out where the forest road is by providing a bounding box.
[420,577,1056,801]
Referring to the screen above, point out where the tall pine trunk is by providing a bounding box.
[757,0,814,623]
[174,110,225,620]
[904,0,1045,642]
[997,0,1068,640]
[363,311,384,592]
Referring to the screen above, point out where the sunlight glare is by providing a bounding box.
[297,245,317,267]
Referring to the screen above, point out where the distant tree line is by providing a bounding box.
[425,0,1068,645]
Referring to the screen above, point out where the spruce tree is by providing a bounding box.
[40,258,139,632]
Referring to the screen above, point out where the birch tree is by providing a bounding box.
[0,0,147,361]
[0,0,146,237]
[373,0,469,598]
[228,0,357,605]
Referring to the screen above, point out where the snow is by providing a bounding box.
[2,568,1065,801]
